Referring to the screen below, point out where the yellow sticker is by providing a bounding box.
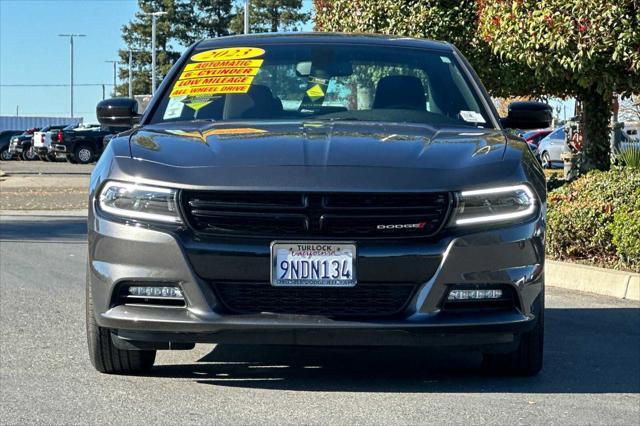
[175,76,254,88]
[306,84,325,100]
[184,101,211,111]
[191,47,265,62]
[178,67,260,80]
[184,59,263,71]
[170,85,251,97]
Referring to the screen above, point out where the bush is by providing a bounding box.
[610,193,640,267]
[546,168,640,272]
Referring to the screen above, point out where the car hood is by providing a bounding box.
[117,120,522,192]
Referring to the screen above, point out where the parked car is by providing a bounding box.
[8,128,39,161]
[536,127,566,168]
[521,128,552,152]
[88,33,551,377]
[33,124,71,161]
[0,130,22,160]
[51,124,117,164]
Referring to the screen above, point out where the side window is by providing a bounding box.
[553,128,565,140]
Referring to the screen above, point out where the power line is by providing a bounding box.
[0,83,115,87]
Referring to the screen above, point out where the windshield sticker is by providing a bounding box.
[459,110,486,123]
[171,48,265,98]
[306,84,325,101]
[171,85,251,97]
[175,76,255,88]
[179,67,261,79]
[184,59,263,72]
[440,56,452,64]
[163,96,186,119]
[308,76,328,85]
[181,95,220,112]
[191,47,265,62]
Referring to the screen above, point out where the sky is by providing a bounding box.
[0,0,314,123]
[1,0,572,125]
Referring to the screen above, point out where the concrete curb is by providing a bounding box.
[546,260,640,301]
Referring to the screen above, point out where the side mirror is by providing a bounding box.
[501,101,552,130]
[96,97,141,129]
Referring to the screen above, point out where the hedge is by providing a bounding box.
[546,168,640,272]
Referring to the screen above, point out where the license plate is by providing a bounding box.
[271,242,356,287]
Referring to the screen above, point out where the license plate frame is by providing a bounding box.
[270,241,357,287]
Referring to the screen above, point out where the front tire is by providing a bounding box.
[75,144,94,164]
[0,148,12,161]
[540,151,551,169]
[86,267,156,374]
[482,303,544,376]
[21,147,37,161]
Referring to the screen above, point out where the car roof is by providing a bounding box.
[196,32,453,52]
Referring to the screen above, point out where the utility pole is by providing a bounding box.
[102,85,106,100]
[128,50,134,98]
[58,34,86,118]
[142,11,167,94]
[244,0,250,34]
[16,105,19,116]
[105,60,118,97]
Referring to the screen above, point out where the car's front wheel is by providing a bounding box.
[21,147,37,161]
[0,148,12,161]
[482,301,544,376]
[86,268,156,374]
[540,151,552,169]
[75,144,94,164]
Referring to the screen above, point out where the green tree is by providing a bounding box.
[174,0,235,45]
[314,0,640,170]
[116,0,181,96]
[231,0,309,33]
[314,0,535,97]
[478,0,640,170]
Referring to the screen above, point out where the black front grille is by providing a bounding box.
[213,282,416,318]
[181,191,451,238]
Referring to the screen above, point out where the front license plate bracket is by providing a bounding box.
[270,241,356,287]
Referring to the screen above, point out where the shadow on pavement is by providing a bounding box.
[151,307,640,393]
[0,218,87,242]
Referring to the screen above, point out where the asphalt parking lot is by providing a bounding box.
[1,216,638,424]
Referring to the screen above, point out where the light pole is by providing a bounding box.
[58,33,86,118]
[244,1,250,34]
[105,60,118,97]
[142,11,167,94]
[126,49,141,98]
[128,50,134,98]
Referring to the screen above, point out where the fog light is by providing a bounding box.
[447,289,503,300]
[128,286,183,299]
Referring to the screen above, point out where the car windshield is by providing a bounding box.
[150,43,494,128]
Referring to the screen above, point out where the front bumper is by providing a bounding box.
[89,210,545,349]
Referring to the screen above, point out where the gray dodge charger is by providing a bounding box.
[88,33,551,376]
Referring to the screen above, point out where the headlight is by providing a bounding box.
[98,181,182,223]
[454,184,536,226]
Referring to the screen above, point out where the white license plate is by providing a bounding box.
[271,242,356,287]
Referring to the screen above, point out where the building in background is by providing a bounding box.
[0,116,83,132]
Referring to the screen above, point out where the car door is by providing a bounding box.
[546,128,566,161]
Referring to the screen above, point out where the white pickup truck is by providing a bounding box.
[32,124,70,161]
